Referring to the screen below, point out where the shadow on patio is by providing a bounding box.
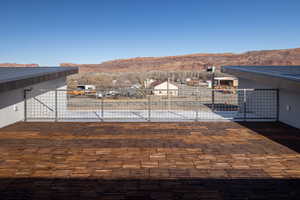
[238,122,300,153]
[0,177,299,200]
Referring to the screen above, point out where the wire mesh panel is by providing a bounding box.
[25,88,278,122]
[148,89,179,121]
[60,90,103,121]
[196,89,242,120]
[243,89,277,120]
[101,88,148,121]
[26,89,56,121]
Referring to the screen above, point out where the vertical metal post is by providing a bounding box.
[243,89,247,121]
[148,95,151,121]
[211,72,215,110]
[167,78,169,98]
[55,89,58,122]
[195,95,198,122]
[167,78,170,111]
[101,97,104,119]
[276,88,280,121]
[24,89,27,122]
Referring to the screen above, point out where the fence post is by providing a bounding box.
[101,97,104,119]
[195,95,198,122]
[243,89,247,121]
[24,89,27,122]
[211,72,215,111]
[148,95,151,121]
[276,88,280,121]
[55,89,58,122]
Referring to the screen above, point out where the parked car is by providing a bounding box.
[96,92,103,99]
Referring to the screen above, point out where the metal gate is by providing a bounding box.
[24,88,278,122]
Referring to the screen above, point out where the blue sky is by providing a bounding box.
[1,0,300,66]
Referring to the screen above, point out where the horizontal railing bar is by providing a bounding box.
[32,88,264,92]
[234,117,277,119]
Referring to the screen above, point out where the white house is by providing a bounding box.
[152,81,179,96]
[0,67,78,128]
[144,78,156,88]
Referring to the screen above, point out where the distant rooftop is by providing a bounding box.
[222,66,300,82]
[0,67,78,92]
[214,76,237,81]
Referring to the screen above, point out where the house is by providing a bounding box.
[151,81,179,96]
[207,77,238,88]
[214,77,238,88]
[0,67,78,128]
[222,65,300,129]
[144,78,156,88]
[186,79,200,86]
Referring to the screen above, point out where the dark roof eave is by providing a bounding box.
[222,66,300,92]
[0,67,78,93]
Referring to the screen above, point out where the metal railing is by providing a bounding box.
[24,88,278,122]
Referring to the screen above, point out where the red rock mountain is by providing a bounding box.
[60,48,300,73]
[0,63,39,67]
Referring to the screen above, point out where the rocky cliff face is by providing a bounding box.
[2,48,300,72]
[60,48,300,73]
[0,63,39,67]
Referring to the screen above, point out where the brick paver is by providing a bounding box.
[0,122,299,199]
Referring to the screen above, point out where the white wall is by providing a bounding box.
[277,89,300,129]
[0,77,66,128]
[153,82,178,96]
[239,77,300,129]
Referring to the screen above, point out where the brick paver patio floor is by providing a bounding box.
[0,122,300,199]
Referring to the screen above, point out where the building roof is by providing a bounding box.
[222,66,300,82]
[214,76,237,81]
[0,67,78,92]
[151,81,179,88]
[222,66,300,91]
[150,80,163,88]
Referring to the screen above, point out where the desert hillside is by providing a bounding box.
[60,48,300,73]
[0,63,39,67]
